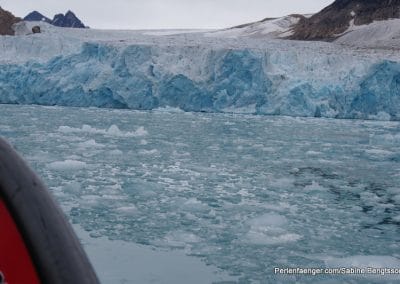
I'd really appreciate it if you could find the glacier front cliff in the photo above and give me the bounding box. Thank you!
[0,28,399,120]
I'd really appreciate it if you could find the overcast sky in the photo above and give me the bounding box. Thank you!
[1,0,333,29]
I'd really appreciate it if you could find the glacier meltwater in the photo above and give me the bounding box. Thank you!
[1,104,400,283]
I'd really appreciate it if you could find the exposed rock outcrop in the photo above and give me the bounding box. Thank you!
[291,0,400,41]
[32,26,41,33]
[0,6,21,35]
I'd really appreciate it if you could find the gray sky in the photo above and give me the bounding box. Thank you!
[1,0,333,29]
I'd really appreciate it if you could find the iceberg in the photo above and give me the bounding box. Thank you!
[0,27,399,120]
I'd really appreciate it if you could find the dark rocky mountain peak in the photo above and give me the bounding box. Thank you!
[290,0,400,40]
[52,10,85,28]
[0,6,21,35]
[24,11,51,23]
[24,10,86,28]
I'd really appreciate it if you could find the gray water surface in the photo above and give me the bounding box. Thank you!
[1,104,400,283]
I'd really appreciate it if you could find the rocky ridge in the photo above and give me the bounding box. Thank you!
[290,0,400,40]
[0,6,21,35]
[24,10,86,28]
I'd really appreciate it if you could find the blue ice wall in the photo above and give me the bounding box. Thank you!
[350,61,400,120]
[0,42,399,120]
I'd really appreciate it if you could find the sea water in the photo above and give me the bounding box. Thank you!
[1,104,400,283]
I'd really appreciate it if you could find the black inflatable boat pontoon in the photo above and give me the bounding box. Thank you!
[0,138,99,284]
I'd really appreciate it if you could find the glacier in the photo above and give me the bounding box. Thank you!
[0,25,400,120]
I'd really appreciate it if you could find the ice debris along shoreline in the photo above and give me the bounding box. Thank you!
[1,26,400,120]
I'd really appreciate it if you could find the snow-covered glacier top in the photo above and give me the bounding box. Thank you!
[0,22,400,120]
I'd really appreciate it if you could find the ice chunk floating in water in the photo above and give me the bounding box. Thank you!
[2,104,400,283]
[245,213,302,245]
[48,159,87,171]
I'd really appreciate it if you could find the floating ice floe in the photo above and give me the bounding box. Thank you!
[58,124,148,137]
[48,159,87,171]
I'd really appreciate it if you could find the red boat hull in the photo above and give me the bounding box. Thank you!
[0,199,40,284]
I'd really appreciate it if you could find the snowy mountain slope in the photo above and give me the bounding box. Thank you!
[1,24,400,120]
[206,15,302,38]
[336,19,400,49]
[200,11,400,49]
